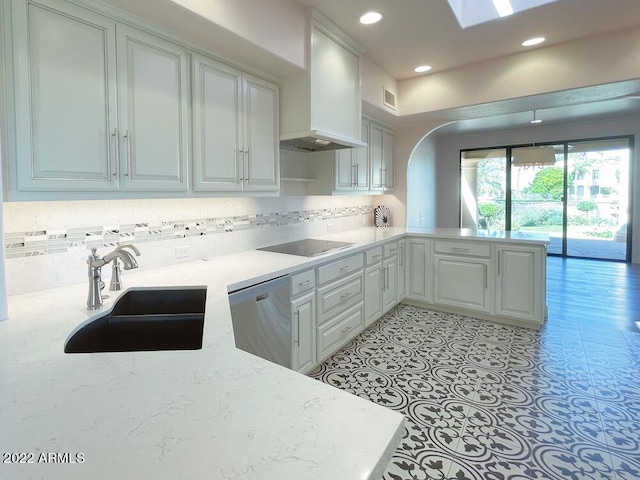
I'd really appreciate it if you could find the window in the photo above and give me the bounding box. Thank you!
[577,186,584,198]
[592,170,600,180]
[590,185,599,197]
[576,171,585,180]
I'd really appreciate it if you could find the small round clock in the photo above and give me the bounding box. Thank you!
[374,205,391,227]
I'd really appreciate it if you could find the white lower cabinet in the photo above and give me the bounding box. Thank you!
[382,256,398,312]
[291,291,316,374]
[364,263,383,327]
[397,240,406,301]
[433,254,490,313]
[406,238,432,303]
[495,244,545,323]
[317,303,363,363]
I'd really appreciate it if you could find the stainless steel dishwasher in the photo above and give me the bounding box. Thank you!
[228,275,291,368]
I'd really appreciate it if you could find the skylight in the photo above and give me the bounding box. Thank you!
[447,0,560,28]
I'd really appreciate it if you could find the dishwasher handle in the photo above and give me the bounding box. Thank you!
[256,293,269,303]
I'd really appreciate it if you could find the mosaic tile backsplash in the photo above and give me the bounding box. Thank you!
[4,205,374,259]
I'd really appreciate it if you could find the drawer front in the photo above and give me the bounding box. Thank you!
[317,303,363,361]
[291,269,316,296]
[383,241,398,259]
[317,253,363,285]
[365,246,383,265]
[434,240,490,257]
[317,272,363,325]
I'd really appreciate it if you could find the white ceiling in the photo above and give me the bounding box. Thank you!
[290,0,640,132]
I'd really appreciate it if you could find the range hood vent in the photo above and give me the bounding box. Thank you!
[280,130,366,153]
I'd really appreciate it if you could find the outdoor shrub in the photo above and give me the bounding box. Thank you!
[584,229,613,239]
[577,201,598,212]
[567,214,593,226]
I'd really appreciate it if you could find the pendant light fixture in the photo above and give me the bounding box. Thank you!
[512,111,557,167]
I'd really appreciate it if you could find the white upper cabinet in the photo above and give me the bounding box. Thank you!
[192,55,243,191]
[192,55,279,193]
[10,1,189,194]
[116,26,189,191]
[370,121,395,191]
[11,0,118,192]
[243,75,279,191]
[333,119,369,192]
[7,0,280,198]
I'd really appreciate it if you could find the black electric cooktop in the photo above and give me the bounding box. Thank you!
[257,239,354,257]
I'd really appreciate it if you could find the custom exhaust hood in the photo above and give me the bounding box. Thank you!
[280,10,367,153]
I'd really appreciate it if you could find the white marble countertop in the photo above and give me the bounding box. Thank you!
[0,227,548,480]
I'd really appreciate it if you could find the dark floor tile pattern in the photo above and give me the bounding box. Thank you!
[309,304,640,479]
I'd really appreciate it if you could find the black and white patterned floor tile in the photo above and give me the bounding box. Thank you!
[308,304,640,480]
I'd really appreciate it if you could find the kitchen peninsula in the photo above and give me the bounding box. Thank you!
[0,227,548,479]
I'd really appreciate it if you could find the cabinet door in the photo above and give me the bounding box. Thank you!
[243,75,279,191]
[406,238,431,303]
[495,245,544,323]
[192,54,243,191]
[334,148,355,191]
[369,122,384,190]
[382,128,395,189]
[354,119,370,190]
[117,25,189,191]
[292,292,316,373]
[11,0,118,191]
[383,256,398,312]
[433,255,490,313]
[397,240,406,301]
[364,263,382,327]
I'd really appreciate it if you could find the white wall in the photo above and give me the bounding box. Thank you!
[399,26,640,116]
[361,57,398,115]
[434,114,640,262]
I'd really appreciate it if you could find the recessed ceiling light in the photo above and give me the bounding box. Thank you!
[359,11,382,25]
[414,65,432,73]
[522,37,546,47]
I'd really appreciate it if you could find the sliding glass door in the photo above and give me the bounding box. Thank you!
[460,136,632,261]
[511,145,564,255]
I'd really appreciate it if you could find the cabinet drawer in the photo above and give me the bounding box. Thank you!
[434,240,490,257]
[317,253,363,285]
[317,303,363,361]
[365,247,383,265]
[383,242,398,258]
[291,269,315,296]
[317,272,363,325]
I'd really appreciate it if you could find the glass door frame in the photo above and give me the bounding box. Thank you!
[459,134,634,262]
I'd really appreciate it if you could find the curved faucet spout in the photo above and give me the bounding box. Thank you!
[101,250,137,270]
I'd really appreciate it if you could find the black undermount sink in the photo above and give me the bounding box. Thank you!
[64,287,207,353]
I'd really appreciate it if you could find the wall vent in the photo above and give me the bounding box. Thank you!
[383,87,396,110]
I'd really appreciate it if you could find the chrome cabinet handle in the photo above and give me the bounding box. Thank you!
[451,247,470,253]
[340,292,353,300]
[123,130,132,177]
[256,293,268,303]
[498,254,501,275]
[400,246,404,267]
[355,163,359,187]
[299,280,311,286]
[372,254,381,259]
[381,168,387,188]
[351,164,357,187]
[244,148,250,183]
[385,267,389,289]
[237,149,244,183]
[111,128,119,178]
[340,265,350,271]
[294,310,300,346]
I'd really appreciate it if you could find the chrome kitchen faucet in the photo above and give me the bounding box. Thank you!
[87,245,141,310]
